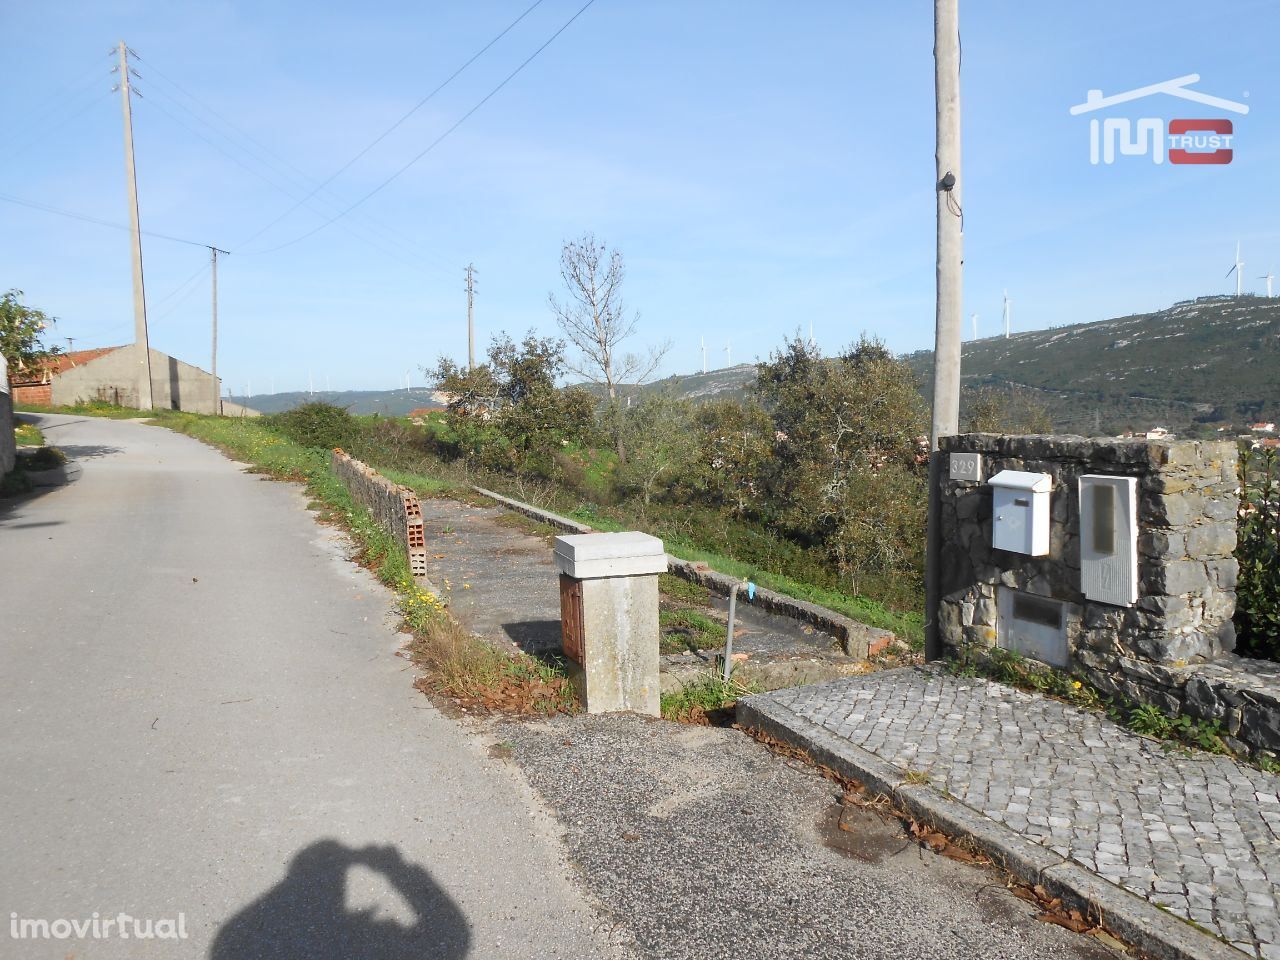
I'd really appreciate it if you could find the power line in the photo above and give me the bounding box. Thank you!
[4,87,113,164]
[216,0,547,250]
[152,262,211,309]
[130,51,464,271]
[11,62,112,137]
[0,192,217,248]
[254,0,598,255]
[135,76,454,276]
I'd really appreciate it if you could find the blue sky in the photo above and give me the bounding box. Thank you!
[3,1,1278,394]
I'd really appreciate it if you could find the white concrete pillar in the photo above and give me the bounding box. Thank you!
[553,532,666,716]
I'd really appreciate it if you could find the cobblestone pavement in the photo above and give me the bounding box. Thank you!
[757,668,1280,958]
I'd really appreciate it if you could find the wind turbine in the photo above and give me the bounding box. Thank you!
[1002,290,1012,339]
[1260,269,1275,299]
[701,336,707,374]
[1226,241,1244,297]
[970,312,979,340]
[725,341,732,368]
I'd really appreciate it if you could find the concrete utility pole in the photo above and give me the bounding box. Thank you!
[925,0,964,663]
[210,246,228,414]
[930,0,963,448]
[117,40,153,411]
[465,263,477,370]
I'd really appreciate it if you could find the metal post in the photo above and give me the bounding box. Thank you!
[723,582,740,682]
[118,40,153,411]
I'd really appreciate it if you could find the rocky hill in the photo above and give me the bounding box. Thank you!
[906,295,1280,434]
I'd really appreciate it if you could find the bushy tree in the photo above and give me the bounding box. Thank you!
[430,331,595,475]
[1,289,60,371]
[756,333,928,582]
[613,394,699,506]
[691,398,775,516]
[964,384,1054,434]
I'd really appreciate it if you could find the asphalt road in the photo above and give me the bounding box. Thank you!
[0,414,614,960]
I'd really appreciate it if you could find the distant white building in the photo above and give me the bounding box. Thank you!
[1249,422,1276,434]
[1145,427,1172,440]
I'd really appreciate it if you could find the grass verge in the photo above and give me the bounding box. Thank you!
[155,411,577,717]
[14,420,43,446]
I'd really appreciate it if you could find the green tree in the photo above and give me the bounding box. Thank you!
[963,384,1054,434]
[0,289,60,371]
[691,398,775,517]
[756,333,929,586]
[430,331,595,476]
[613,394,700,506]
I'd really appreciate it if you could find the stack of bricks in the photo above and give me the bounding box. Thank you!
[331,450,428,580]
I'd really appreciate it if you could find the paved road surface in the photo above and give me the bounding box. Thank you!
[0,414,613,959]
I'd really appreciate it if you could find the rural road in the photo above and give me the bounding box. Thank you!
[0,414,615,959]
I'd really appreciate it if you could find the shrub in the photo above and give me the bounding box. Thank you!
[1236,446,1280,659]
[266,402,357,450]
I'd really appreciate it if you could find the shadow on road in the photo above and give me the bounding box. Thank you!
[209,840,470,960]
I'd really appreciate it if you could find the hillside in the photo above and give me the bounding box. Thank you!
[906,295,1280,434]
[226,389,446,416]
[234,297,1280,434]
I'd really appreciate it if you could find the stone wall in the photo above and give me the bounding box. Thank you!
[331,450,428,580]
[936,435,1280,757]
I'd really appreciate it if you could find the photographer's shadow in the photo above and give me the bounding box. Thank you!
[210,840,470,959]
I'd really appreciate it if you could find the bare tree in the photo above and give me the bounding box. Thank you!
[548,233,668,400]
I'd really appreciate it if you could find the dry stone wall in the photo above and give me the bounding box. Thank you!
[936,435,1280,757]
[331,450,427,580]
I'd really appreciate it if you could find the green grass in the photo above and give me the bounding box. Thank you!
[659,572,711,606]
[13,421,43,446]
[15,401,157,419]
[659,608,724,653]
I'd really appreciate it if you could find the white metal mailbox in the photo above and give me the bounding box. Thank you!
[990,470,1052,556]
[1079,475,1139,606]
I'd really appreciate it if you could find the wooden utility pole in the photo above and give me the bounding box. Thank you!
[210,246,228,414]
[465,263,477,370]
[925,0,963,662]
[117,40,153,411]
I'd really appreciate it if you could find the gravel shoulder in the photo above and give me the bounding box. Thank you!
[496,712,1122,960]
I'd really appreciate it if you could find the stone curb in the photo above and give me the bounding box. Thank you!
[469,486,594,534]
[664,557,894,660]
[466,485,894,660]
[736,692,1246,960]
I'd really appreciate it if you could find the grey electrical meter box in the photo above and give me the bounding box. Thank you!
[1079,474,1139,606]
[989,470,1052,556]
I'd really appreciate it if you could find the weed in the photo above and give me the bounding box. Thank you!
[17,446,65,470]
[660,672,759,724]
[903,768,931,785]
[1128,703,1173,739]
